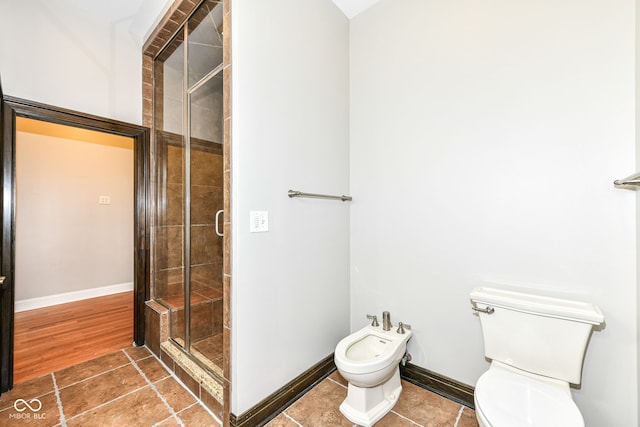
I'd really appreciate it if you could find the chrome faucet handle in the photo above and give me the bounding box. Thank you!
[366,314,379,327]
[397,323,411,334]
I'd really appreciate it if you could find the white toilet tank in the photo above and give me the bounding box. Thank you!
[470,286,604,385]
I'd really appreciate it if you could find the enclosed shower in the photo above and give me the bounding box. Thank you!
[153,0,225,377]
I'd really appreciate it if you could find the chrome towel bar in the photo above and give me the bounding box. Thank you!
[288,189,352,202]
[614,172,640,187]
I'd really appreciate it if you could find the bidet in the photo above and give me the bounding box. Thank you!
[382,311,391,331]
[334,319,412,426]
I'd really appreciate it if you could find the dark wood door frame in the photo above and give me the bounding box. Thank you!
[0,95,150,392]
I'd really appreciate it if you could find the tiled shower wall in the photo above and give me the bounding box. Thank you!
[142,0,232,424]
[154,142,223,295]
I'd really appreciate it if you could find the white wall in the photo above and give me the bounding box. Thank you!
[0,0,142,124]
[231,0,350,414]
[15,131,134,301]
[350,0,637,425]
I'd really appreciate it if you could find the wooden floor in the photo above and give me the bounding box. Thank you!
[13,291,133,384]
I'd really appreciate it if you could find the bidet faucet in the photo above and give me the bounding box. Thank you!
[382,311,392,331]
[397,322,411,334]
[366,314,379,327]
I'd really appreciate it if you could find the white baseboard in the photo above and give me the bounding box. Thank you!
[15,282,134,312]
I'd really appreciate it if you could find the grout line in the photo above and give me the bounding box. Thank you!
[327,376,347,389]
[453,405,465,427]
[65,384,150,422]
[150,403,201,427]
[56,360,132,391]
[282,412,304,426]
[152,415,178,427]
[390,409,424,427]
[51,372,67,427]
[123,349,186,427]
[151,347,224,425]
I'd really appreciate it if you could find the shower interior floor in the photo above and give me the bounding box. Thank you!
[192,333,224,372]
[157,286,224,376]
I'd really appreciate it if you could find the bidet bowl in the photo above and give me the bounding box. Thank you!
[334,324,412,388]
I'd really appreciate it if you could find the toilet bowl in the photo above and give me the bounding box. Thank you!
[334,323,412,427]
[470,286,604,427]
[474,362,584,427]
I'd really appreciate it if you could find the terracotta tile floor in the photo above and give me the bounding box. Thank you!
[0,346,220,426]
[2,346,478,427]
[266,371,479,427]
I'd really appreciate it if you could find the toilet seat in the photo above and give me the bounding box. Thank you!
[335,326,406,375]
[475,366,584,427]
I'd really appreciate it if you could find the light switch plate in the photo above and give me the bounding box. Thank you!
[250,211,268,232]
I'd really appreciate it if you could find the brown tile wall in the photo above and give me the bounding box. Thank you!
[143,0,232,426]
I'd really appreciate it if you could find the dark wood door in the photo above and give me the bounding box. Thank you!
[0,78,16,392]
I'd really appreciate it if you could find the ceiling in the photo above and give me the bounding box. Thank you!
[331,0,382,18]
[57,0,383,43]
[57,0,172,43]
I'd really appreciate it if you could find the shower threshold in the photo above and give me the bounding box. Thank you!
[161,340,224,403]
[172,334,224,378]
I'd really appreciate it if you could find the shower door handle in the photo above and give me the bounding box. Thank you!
[215,210,224,237]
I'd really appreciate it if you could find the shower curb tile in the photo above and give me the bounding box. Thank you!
[200,386,224,420]
[175,364,201,398]
[160,341,224,400]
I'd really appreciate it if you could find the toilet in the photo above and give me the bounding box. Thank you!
[334,321,412,426]
[470,286,604,427]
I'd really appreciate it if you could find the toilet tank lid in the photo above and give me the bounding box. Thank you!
[470,286,604,325]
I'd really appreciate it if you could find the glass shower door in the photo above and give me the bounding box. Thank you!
[185,0,224,375]
[154,0,224,376]
[186,79,224,374]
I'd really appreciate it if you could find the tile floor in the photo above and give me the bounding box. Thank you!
[2,346,479,427]
[1,346,220,427]
[267,371,479,427]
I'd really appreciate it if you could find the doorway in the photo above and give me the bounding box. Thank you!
[0,95,150,393]
[13,117,135,383]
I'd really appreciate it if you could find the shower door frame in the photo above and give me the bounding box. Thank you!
[143,0,231,422]
[0,95,150,393]
[153,1,225,367]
